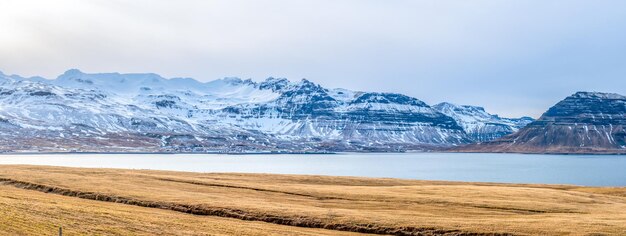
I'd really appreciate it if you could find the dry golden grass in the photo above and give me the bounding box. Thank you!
[1,165,625,235]
[0,185,363,236]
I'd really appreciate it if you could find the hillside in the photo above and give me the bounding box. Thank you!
[456,92,626,154]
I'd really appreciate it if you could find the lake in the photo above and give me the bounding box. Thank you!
[0,152,624,186]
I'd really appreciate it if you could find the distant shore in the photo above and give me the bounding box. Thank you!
[0,151,338,155]
[2,149,625,155]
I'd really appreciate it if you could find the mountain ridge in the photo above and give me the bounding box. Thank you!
[433,102,534,142]
[0,69,532,153]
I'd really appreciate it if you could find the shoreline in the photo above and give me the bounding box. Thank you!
[0,151,338,155]
[0,163,616,188]
[1,150,625,155]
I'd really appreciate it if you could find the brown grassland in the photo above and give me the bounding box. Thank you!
[0,165,625,235]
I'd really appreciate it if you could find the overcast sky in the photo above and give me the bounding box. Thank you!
[1,0,626,117]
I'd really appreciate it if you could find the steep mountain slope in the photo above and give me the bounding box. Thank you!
[457,92,626,154]
[221,82,470,150]
[0,69,523,152]
[433,103,534,142]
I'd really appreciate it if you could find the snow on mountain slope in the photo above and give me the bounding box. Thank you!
[433,102,534,142]
[0,69,524,152]
[457,92,626,154]
[218,80,469,148]
[0,71,269,152]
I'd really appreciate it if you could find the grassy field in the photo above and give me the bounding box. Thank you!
[0,165,625,235]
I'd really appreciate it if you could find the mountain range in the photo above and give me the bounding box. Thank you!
[0,69,531,153]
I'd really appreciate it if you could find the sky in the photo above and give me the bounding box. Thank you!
[1,0,626,118]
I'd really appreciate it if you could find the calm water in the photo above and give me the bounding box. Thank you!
[0,153,624,186]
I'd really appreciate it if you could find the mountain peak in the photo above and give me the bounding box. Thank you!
[62,69,85,76]
[543,91,626,119]
[293,78,320,89]
[259,77,290,91]
[351,92,428,107]
[262,77,285,82]
[434,102,486,112]
[571,91,626,100]
[434,102,461,110]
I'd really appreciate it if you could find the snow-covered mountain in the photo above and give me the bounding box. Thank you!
[433,103,534,142]
[0,69,529,152]
[457,92,626,154]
